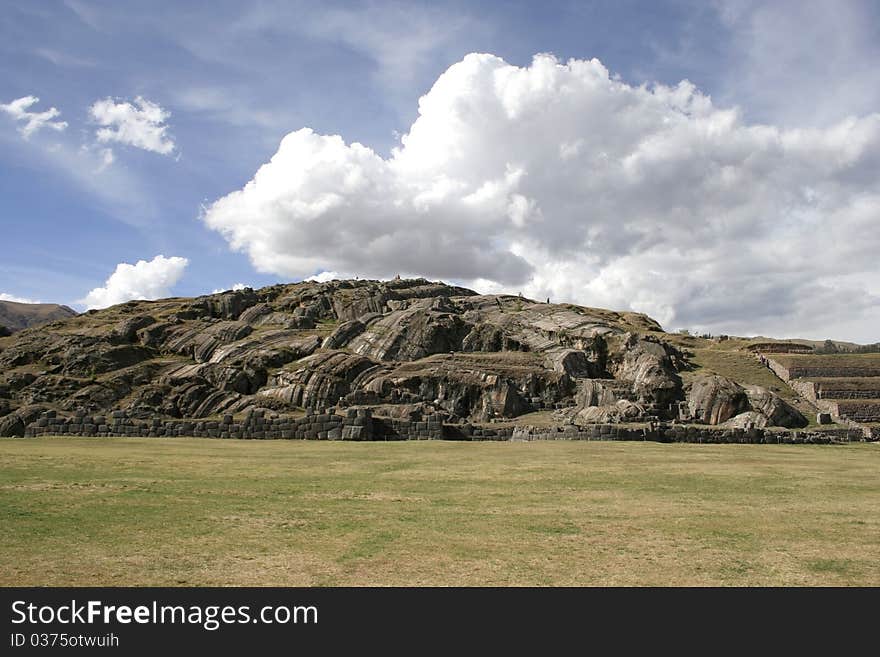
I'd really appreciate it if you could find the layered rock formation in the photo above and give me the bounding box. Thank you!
[0,278,812,438]
[683,374,807,428]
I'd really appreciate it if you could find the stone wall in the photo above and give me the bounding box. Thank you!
[25,408,356,440]
[788,378,818,403]
[815,384,880,399]
[819,389,880,399]
[763,357,880,381]
[764,357,793,382]
[503,423,868,444]
[372,413,444,440]
[786,378,880,402]
[816,400,880,424]
[833,401,880,423]
[19,409,874,443]
[789,365,880,378]
[748,343,812,354]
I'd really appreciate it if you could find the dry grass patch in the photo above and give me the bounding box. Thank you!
[1,437,878,586]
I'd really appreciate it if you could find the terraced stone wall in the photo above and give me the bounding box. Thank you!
[20,410,874,443]
[24,408,354,440]
[833,401,880,423]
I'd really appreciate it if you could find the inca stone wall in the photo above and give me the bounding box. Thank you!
[762,357,880,428]
[19,409,872,443]
[832,401,880,423]
[764,357,793,382]
[25,408,353,440]
[761,357,880,382]
[372,413,445,440]
[788,379,818,403]
[504,423,866,443]
[819,389,880,400]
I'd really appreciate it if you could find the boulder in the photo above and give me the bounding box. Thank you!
[0,405,47,437]
[0,413,25,437]
[544,348,597,378]
[686,375,750,425]
[574,400,646,425]
[113,315,156,342]
[743,385,808,428]
[721,411,769,429]
[609,335,683,406]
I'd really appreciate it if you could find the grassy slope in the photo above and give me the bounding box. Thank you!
[0,300,76,332]
[665,336,831,427]
[682,347,798,401]
[811,378,880,391]
[2,437,878,586]
[771,353,880,368]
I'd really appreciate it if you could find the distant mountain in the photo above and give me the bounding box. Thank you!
[0,300,77,333]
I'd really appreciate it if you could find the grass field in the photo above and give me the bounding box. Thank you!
[813,378,880,392]
[2,437,879,586]
[769,353,880,379]
[769,353,880,368]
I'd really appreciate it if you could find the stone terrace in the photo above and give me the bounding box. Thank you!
[22,408,872,443]
[762,353,880,425]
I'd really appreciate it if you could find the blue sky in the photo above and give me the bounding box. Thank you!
[1,1,879,341]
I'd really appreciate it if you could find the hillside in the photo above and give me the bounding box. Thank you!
[0,278,871,441]
[0,300,76,333]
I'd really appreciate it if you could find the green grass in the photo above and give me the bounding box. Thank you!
[1,437,879,586]
[813,378,880,392]
[679,346,837,428]
[681,346,797,400]
[771,353,880,370]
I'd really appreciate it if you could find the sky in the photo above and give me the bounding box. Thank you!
[1,0,878,342]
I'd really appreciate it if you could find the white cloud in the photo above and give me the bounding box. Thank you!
[98,147,114,170]
[0,292,41,304]
[0,96,67,138]
[0,127,159,227]
[32,47,97,69]
[717,0,880,126]
[203,53,880,342]
[173,86,285,131]
[295,3,471,91]
[306,271,342,283]
[211,283,247,294]
[89,96,175,155]
[81,255,188,310]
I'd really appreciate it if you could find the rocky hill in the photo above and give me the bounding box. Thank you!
[0,278,828,439]
[0,300,76,334]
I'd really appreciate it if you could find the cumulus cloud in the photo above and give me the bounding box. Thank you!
[717,0,880,126]
[0,292,41,304]
[203,53,880,341]
[0,96,67,138]
[81,255,188,310]
[211,283,248,294]
[306,271,342,283]
[89,96,175,155]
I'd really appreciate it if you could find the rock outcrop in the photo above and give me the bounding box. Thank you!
[0,277,813,436]
[686,374,807,428]
[743,384,808,428]
[686,375,750,425]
